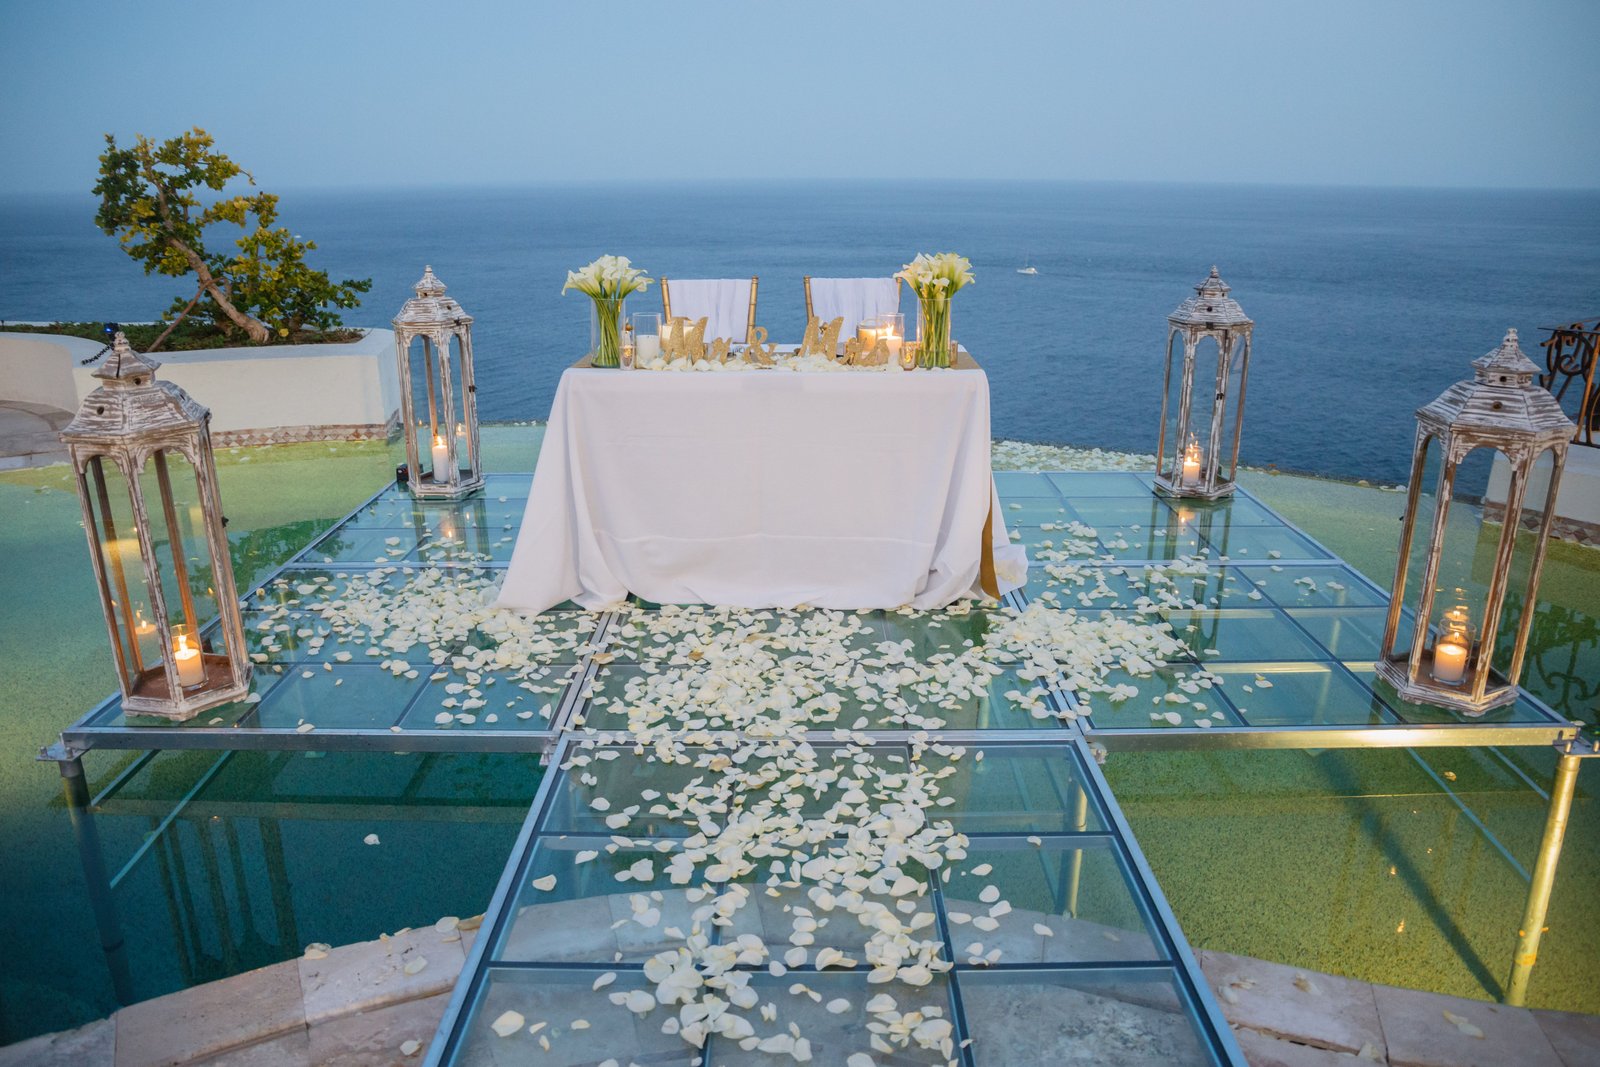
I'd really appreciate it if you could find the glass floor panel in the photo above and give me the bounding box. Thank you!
[429,736,1238,1066]
[1286,605,1400,661]
[1165,608,1335,663]
[1063,496,1182,528]
[1233,563,1388,609]
[1043,470,1151,497]
[960,968,1221,1066]
[1201,523,1331,561]
[1089,523,1212,561]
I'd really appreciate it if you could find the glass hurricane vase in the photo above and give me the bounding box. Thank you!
[589,296,627,368]
[917,294,953,369]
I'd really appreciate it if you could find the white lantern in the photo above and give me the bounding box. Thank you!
[393,266,483,499]
[1375,330,1574,713]
[61,334,251,719]
[1154,268,1254,500]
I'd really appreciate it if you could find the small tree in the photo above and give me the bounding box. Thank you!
[93,128,371,347]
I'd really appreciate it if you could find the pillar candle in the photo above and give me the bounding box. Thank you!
[431,435,450,477]
[1432,640,1468,685]
[174,632,205,686]
[1182,450,1202,487]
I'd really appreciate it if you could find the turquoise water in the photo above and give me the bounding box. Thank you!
[0,430,1595,1046]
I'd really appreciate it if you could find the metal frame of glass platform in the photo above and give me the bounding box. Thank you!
[39,470,1592,1053]
[44,472,1578,760]
[425,730,1244,1066]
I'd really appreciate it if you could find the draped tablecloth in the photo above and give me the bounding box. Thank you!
[495,366,1026,614]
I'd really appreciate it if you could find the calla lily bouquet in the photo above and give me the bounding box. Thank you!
[895,251,975,298]
[896,252,973,368]
[564,255,653,367]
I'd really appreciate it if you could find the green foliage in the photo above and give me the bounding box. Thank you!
[92,128,371,342]
[0,320,362,351]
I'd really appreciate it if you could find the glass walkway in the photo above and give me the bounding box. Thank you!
[44,471,1581,1066]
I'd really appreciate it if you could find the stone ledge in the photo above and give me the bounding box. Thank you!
[1372,982,1563,1067]
[113,958,306,1067]
[1481,501,1600,547]
[0,1018,114,1067]
[212,417,399,449]
[8,928,1599,1066]
[1198,949,1384,1054]
[299,924,466,1025]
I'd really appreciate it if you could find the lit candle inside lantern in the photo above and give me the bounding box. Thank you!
[857,323,880,352]
[431,434,450,477]
[173,629,205,687]
[1432,639,1468,684]
[1181,436,1204,488]
[134,608,156,636]
[1432,596,1471,685]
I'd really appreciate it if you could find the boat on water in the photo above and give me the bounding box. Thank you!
[1017,256,1038,275]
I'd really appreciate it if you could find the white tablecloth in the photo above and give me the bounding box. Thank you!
[496,366,1025,614]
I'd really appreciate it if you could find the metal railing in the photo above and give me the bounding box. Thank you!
[1539,320,1600,446]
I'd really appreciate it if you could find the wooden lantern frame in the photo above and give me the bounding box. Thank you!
[1154,267,1254,500]
[61,333,250,720]
[1375,329,1574,713]
[393,266,483,499]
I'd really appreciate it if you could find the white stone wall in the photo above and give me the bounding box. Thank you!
[1485,445,1600,540]
[0,328,400,436]
[0,332,85,409]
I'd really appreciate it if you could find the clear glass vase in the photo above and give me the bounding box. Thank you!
[917,295,952,368]
[589,296,627,368]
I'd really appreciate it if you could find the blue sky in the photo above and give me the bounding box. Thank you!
[1,0,1596,193]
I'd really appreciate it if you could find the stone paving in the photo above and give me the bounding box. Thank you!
[0,398,72,470]
[5,926,1594,1067]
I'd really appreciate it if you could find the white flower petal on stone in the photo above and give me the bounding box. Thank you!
[490,1010,524,1037]
[531,874,557,892]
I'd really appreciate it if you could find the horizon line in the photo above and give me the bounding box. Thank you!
[4,175,1600,199]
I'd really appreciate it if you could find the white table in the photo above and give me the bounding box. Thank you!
[496,364,1025,614]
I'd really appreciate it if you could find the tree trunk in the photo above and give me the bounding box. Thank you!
[148,179,270,344]
[180,246,269,344]
[147,283,206,353]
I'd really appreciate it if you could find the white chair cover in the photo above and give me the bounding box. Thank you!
[808,277,900,338]
[664,279,754,343]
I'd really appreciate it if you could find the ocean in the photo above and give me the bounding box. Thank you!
[3,181,1597,485]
